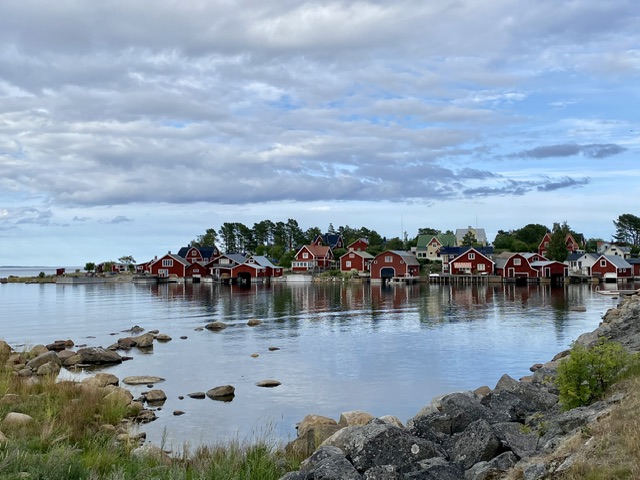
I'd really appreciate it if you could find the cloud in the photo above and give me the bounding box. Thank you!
[511,144,627,159]
[106,216,133,224]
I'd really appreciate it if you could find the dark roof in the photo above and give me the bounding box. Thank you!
[323,234,343,248]
[177,246,219,259]
[440,246,494,256]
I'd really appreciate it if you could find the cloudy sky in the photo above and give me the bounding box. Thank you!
[1,1,638,266]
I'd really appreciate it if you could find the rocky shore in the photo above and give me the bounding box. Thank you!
[279,293,640,480]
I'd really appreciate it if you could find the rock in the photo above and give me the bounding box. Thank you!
[495,373,519,391]
[103,387,134,406]
[449,419,501,469]
[311,454,361,479]
[473,386,491,397]
[82,373,119,388]
[205,322,227,331]
[36,361,61,376]
[297,414,338,438]
[135,409,157,424]
[46,340,69,351]
[26,351,61,371]
[206,385,235,400]
[363,464,399,479]
[529,363,544,372]
[247,319,262,326]
[250,353,259,358]
[0,431,8,443]
[29,344,49,357]
[343,423,446,475]
[188,392,206,399]
[144,389,167,403]
[0,340,12,360]
[338,410,374,427]
[492,422,539,459]
[464,452,518,480]
[123,376,165,385]
[156,334,172,342]
[173,410,185,416]
[131,333,154,348]
[299,445,345,472]
[570,306,587,312]
[67,347,123,365]
[56,350,76,363]
[256,379,281,388]
[268,346,280,351]
[2,412,34,429]
[126,325,145,334]
[406,457,464,479]
[180,336,188,339]
[287,424,343,458]
[379,415,405,429]
[0,394,20,406]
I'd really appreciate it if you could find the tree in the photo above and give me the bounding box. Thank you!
[118,255,136,272]
[461,230,477,246]
[385,237,405,250]
[418,227,440,237]
[493,230,515,251]
[547,222,570,261]
[514,224,549,250]
[218,222,238,253]
[613,213,640,246]
[84,262,95,273]
[191,228,218,247]
[305,226,322,243]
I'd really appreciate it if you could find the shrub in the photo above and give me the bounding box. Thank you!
[555,339,634,410]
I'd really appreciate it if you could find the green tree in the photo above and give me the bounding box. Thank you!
[118,255,136,272]
[305,226,322,244]
[585,238,603,253]
[461,230,477,246]
[547,221,570,261]
[514,223,549,250]
[613,213,640,246]
[385,237,405,250]
[191,228,218,247]
[556,340,632,410]
[218,222,238,253]
[84,262,95,273]
[493,230,515,251]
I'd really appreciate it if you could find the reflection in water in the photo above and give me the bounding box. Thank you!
[0,280,622,449]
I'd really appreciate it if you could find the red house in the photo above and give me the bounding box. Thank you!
[370,250,420,281]
[448,247,494,275]
[206,253,247,279]
[340,250,374,274]
[185,262,209,280]
[230,263,268,283]
[245,256,284,278]
[292,245,334,272]
[538,233,582,257]
[177,246,220,264]
[591,255,633,281]
[149,252,189,278]
[530,260,568,278]
[495,253,540,279]
[347,238,369,252]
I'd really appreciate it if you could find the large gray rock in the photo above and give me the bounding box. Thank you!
[123,376,165,385]
[492,422,539,459]
[26,351,61,371]
[343,423,446,474]
[448,419,501,469]
[313,455,361,479]
[464,452,518,480]
[405,457,465,479]
[67,347,123,365]
[206,385,235,400]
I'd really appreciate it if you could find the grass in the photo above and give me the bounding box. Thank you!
[555,376,640,479]
[0,365,302,479]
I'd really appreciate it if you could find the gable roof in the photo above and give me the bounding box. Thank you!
[248,256,280,269]
[386,250,421,266]
[323,233,343,248]
[151,252,190,267]
[298,244,332,258]
[340,250,374,260]
[598,255,632,269]
[455,227,487,245]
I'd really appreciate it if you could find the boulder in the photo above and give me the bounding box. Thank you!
[343,423,446,474]
[82,373,119,388]
[448,419,501,469]
[492,422,539,459]
[312,454,361,479]
[247,319,262,326]
[36,361,61,376]
[338,410,374,427]
[123,376,165,385]
[188,392,206,399]
[464,452,518,480]
[2,412,34,429]
[144,389,167,404]
[379,415,404,429]
[29,345,49,357]
[205,322,227,331]
[67,347,123,365]
[155,334,172,342]
[26,351,61,371]
[405,457,464,479]
[131,333,155,348]
[206,385,235,400]
[0,340,12,360]
[297,414,338,438]
[0,394,20,406]
[256,379,281,388]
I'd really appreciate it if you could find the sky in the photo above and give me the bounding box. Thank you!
[1,1,639,266]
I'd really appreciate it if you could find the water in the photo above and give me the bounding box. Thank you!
[0,274,620,451]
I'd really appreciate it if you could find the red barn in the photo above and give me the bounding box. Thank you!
[149,252,189,278]
[347,238,369,252]
[370,250,420,281]
[591,255,633,282]
[538,233,582,257]
[495,253,541,279]
[340,250,374,274]
[245,256,284,278]
[530,260,568,278]
[185,262,209,280]
[448,247,494,275]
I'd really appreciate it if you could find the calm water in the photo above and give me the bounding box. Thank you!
[0,274,620,450]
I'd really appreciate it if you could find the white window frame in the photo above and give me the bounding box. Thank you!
[162,259,173,267]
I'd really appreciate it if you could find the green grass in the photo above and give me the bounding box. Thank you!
[0,366,301,479]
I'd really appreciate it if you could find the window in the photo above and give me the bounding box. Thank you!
[345,261,352,268]
[600,260,606,267]
[162,259,173,267]
[349,253,354,258]
[478,264,485,271]
[302,252,309,259]
[468,253,475,260]
[513,258,521,266]
[385,256,393,262]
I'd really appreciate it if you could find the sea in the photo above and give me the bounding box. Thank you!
[0,267,625,451]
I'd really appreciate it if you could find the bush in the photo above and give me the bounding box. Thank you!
[555,339,634,410]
